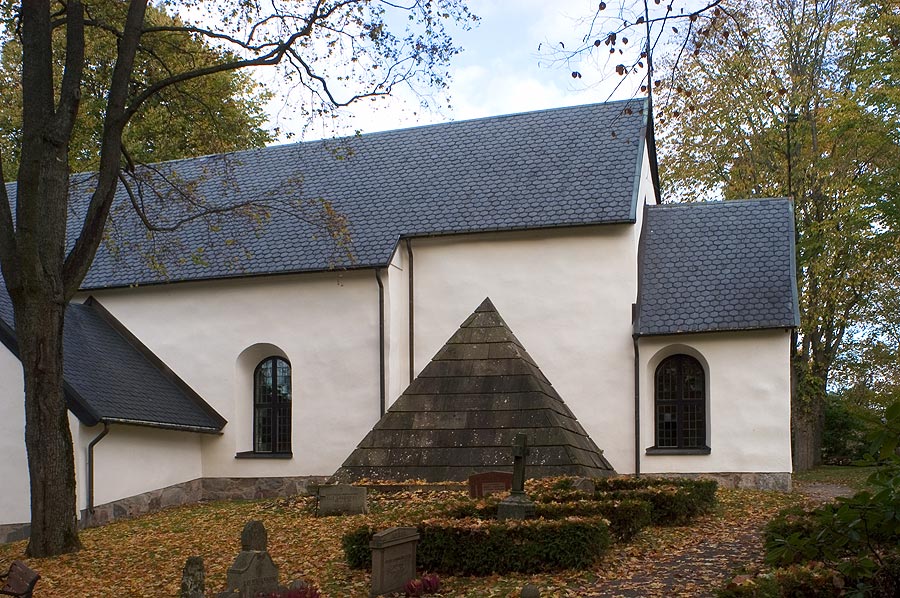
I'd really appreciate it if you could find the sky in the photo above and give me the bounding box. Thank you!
[262,0,654,141]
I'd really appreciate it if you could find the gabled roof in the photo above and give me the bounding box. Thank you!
[335,298,615,482]
[4,100,650,290]
[636,198,800,336]
[0,286,225,433]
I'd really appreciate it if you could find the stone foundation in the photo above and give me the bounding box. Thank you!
[2,471,789,543]
[643,472,792,492]
[79,476,327,531]
[0,522,30,544]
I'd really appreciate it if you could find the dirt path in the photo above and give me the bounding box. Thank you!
[579,517,767,597]
[575,482,855,598]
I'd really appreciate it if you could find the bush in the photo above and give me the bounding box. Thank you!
[342,525,375,570]
[597,479,717,526]
[759,401,900,595]
[440,494,651,542]
[257,586,322,598]
[823,395,870,464]
[343,517,612,575]
[416,516,612,575]
[533,499,651,541]
[763,507,821,565]
[717,563,845,598]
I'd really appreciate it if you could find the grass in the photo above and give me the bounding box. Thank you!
[793,465,878,491]
[0,486,808,598]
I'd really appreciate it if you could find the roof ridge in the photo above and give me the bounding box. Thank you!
[75,99,647,173]
[652,197,792,209]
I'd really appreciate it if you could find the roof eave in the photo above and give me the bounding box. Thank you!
[0,313,103,426]
[101,417,223,434]
[84,296,227,430]
[637,324,797,337]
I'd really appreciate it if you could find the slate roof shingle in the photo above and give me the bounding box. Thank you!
[3,99,649,289]
[636,198,800,336]
[0,285,225,432]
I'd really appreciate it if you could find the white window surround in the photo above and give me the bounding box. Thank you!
[645,344,711,456]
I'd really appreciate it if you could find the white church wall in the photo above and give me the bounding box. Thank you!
[631,141,655,248]
[85,270,382,478]
[77,423,203,507]
[384,245,411,407]
[0,345,28,527]
[638,329,793,474]
[410,224,640,473]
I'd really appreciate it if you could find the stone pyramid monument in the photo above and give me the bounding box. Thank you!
[335,298,615,482]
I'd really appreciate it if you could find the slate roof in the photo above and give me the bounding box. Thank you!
[335,298,616,482]
[636,198,800,336]
[3,99,650,289]
[0,285,225,432]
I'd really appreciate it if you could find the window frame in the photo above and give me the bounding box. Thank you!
[647,353,710,455]
[251,355,292,455]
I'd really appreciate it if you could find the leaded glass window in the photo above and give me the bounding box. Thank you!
[254,357,292,453]
[654,355,706,449]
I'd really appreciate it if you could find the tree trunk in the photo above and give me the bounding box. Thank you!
[792,399,823,471]
[791,360,826,472]
[13,284,81,556]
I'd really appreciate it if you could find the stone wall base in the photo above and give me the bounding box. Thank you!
[81,476,329,530]
[2,471,789,544]
[0,475,327,544]
[0,522,30,544]
[642,471,792,492]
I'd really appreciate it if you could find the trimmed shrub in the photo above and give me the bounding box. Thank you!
[441,495,651,542]
[593,499,652,541]
[591,478,717,526]
[416,516,612,575]
[342,525,375,570]
[343,517,612,575]
[532,499,651,541]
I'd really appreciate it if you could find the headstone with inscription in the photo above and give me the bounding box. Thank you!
[369,527,419,597]
[498,433,536,520]
[317,484,368,516]
[224,521,280,598]
[468,471,513,498]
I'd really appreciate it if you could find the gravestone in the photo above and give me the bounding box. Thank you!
[521,584,541,598]
[572,477,596,495]
[498,433,536,520]
[241,520,267,551]
[180,556,205,598]
[468,471,513,498]
[224,521,279,598]
[369,527,419,597]
[317,484,368,516]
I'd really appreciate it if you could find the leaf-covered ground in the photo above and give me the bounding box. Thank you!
[0,487,814,598]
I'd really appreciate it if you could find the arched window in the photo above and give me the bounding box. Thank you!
[254,356,292,454]
[654,354,707,449]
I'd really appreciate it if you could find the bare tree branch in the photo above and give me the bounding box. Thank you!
[51,0,84,144]
[63,0,148,296]
[0,155,16,284]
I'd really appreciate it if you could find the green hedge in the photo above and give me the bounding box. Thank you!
[343,517,612,575]
[442,496,651,542]
[342,525,375,570]
[595,478,717,526]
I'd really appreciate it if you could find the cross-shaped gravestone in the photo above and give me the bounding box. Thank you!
[498,432,536,520]
[511,432,530,494]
